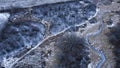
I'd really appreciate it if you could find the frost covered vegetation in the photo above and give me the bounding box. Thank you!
[0,1,96,57]
[106,23,120,68]
[54,33,90,68]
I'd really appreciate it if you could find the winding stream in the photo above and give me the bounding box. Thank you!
[85,22,106,68]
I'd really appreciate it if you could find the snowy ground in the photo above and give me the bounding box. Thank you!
[0,0,120,68]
